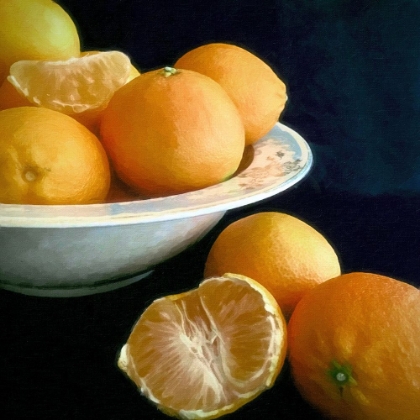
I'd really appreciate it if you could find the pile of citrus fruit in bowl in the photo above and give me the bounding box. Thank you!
[3,2,420,420]
[0,0,287,206]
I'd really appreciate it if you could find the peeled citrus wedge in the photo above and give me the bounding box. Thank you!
[118,273,287,419]
[7,50,133,114]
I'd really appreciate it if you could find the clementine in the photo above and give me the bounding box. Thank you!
[100,66,245,197]
[288,272,420,420]
[105,172,143,203]
[0,76,29,110]
[0,106,110,205]
[175,42,287,145]
[118,273,287,419]
[204,211,341,318]
[0,0,81,83]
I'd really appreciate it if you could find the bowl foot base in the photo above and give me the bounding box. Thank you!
[0,270,154,298]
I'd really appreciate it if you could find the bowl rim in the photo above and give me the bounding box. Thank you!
[0,123,313,228]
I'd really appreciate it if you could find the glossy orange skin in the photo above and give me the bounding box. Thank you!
[204,212,341,318]
[0,107,110,205]
[288,272,420,420]
[100,67,245,197]
[175,43,287,145]
[119,274,287,419]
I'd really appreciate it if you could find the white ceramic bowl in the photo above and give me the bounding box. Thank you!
[0,123,312,297]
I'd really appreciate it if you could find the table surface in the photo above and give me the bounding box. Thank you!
[2,176,419,419]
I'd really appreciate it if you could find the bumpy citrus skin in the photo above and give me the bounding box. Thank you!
[204,212,341,318]
[0,0,80,82]
[288,272,420,420]
[0,107,110,205]
[100,67,245,197]
[175,43,287,145]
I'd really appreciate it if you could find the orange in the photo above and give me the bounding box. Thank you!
[288,272,420,420]
[0,0,80,83]
[1,50,137,132]
[0,106,110,205]
[126,58,141,81]
[100,66,245,197]
[204,212,341,318]
[105,172,143,203]
[0,76,29,109]
[175,42,287,145]
[118,273,287,419]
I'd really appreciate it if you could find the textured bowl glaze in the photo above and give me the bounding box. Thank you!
[0,123,312,297]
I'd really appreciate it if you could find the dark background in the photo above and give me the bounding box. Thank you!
[2,1,420,418]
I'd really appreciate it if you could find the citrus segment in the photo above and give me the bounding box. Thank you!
[7,50,132,114]
[204,212,341,318]
[288,272,420,420]
[175,43,287,145]
[100,67,245,197]
[0,106,110,205]
[118,273,287,419]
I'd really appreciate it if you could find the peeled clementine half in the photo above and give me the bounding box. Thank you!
[100,66,245,197]
[175,43,287,145]
[288,272,420,420]
[118,273,287,419]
